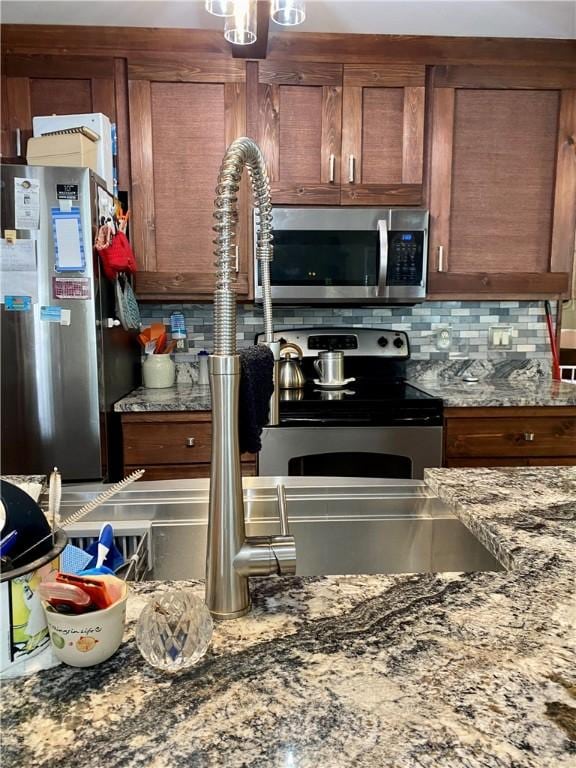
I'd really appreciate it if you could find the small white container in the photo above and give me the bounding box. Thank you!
[143,354,175,389]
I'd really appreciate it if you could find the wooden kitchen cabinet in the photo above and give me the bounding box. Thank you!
[444,406,576,467]
[121,412,256,480]
[128,56,250,300]
[428,66,576,299]
[253,62,425,207]
[1,54,130,184]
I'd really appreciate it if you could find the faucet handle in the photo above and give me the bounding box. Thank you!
[276,483,289,536]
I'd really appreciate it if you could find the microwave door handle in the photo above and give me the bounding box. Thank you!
[377,219,388,295]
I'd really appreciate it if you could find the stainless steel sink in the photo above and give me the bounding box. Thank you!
[62,477,503,580]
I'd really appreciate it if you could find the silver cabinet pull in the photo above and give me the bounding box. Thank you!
[523,432,535,442]
[437,245,444,272]
[234,245,239,273]
[328,153,336,183]
[15,128,22,157]
[186,437,196,447]
[348,154,355,183]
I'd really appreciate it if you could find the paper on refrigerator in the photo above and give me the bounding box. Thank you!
[0,239,38,303]
[14,177,40,230]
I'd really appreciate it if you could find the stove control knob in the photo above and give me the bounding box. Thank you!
[393,337,404,349]
[377,336,389,348]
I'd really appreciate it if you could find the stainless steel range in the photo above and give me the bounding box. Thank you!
[256,328,443,480]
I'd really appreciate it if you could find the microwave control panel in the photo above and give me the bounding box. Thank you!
[386,231,425,286]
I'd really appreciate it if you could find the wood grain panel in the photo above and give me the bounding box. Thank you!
[361,87,404,183]
[224,81,249,287]
[344,64,425,87]
[229,0,270,60]
[445,416,576,458]
[29,78,92,116]
[258,82,280,181]
[135,270,249,298]
[270,183,341,204]
[278,86,323,182]
[5,54,114,78]
[320,85,342,184]
[259,61,341,86]
[340,85,362,185]
[128,79,156,271]
[4,26,575,67]
[449,89,559,274]
[246,60,259,140]
[90,78,116,122]
[0,69,9,157]
[427,271,569,298]
[445,457,576,468]
[434,65,576,90]
[114,58,131,191]
[341,184,422,205]
[550,90,576,277]
[402,86,425,184]
[125,462,257,480]
[5,77,31,155]
[428,87,455,273]
[123,420,212,464]
[127,56,245,82]
[150,82,225,275]
[444,406,576,419]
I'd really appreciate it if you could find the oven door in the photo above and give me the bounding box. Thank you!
[254,207,428,304]
[258,426,443,480]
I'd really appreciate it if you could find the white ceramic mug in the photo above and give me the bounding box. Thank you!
[314,351,345,384]
[43,580,128,668]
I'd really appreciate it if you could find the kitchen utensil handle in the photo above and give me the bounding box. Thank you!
[348,155,355,184]
[313,359,323,378]
[329,154,336,183]
[437,245,445,272]
[276,484,290,536]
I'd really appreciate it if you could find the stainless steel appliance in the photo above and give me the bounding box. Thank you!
[0,165,139,481]
[254,207,429,304]
[256,328,443,480]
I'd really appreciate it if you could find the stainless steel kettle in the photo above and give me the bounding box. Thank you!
[279,343,305,389]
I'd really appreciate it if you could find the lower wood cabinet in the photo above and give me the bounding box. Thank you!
[121,412,256,480]
[444,407,576,467]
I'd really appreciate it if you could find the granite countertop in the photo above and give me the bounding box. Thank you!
[114,384,211,412]
[408,376,576,408]
[2,467,575,767]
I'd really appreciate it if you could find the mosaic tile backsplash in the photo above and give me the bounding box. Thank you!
[139,301,554,361]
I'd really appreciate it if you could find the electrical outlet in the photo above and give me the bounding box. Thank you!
[435,327,452,351]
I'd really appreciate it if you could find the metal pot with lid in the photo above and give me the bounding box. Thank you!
[279,342,305,390]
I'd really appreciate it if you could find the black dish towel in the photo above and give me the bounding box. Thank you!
[239,345,275,454]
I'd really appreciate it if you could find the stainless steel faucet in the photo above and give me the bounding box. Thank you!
[206,137,296,620]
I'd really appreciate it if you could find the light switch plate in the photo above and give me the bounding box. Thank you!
[489,325,513,349]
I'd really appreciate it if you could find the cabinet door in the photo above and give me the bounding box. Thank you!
[255,61,342,204]
[340,65,425,206]
[128,56,248,299]
[429,66,576,299]
[1,54,123,176]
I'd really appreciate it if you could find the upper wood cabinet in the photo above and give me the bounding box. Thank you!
[1,54,128,181]
[340,65,425,206]
[254,61,343,204]
[128,56,249,300]
[428,66,576,299]
[254,62,426,206]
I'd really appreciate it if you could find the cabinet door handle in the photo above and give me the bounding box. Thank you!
[328,154,336,183]
[437,245,444,273]
[15,128,21,157]
[348,155,355,184]
[186,437,196,447]
[523,432,535,442]
[234,245,239,273]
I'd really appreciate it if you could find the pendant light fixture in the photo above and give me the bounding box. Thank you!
[205,0,235,17]
[271,0,306,26]
[224,0,257,45]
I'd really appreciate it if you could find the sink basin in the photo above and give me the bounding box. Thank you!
[62,477,503,580]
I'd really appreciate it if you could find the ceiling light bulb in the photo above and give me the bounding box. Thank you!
[205,0,236,17]
[271,0,306,26]
[224,0,257,45]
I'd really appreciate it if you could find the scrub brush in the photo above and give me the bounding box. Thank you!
[48,467,62,537]
[60,469,145,528]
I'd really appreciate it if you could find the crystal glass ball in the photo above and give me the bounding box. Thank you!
[135,591,213,672]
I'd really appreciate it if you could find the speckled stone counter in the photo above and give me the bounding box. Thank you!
[114,384,211,412]
[409,376,576,407]
[2,475,46,501]
[2,467,575,767]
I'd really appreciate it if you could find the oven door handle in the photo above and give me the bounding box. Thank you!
[377,219,388,296]
[280,417,373,425]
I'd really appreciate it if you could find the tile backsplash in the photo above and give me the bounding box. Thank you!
[139,301,554,361]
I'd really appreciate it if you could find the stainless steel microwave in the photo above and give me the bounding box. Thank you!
[254,207,429,304]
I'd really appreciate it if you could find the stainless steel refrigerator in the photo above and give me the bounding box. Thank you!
[1,165,140,481]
